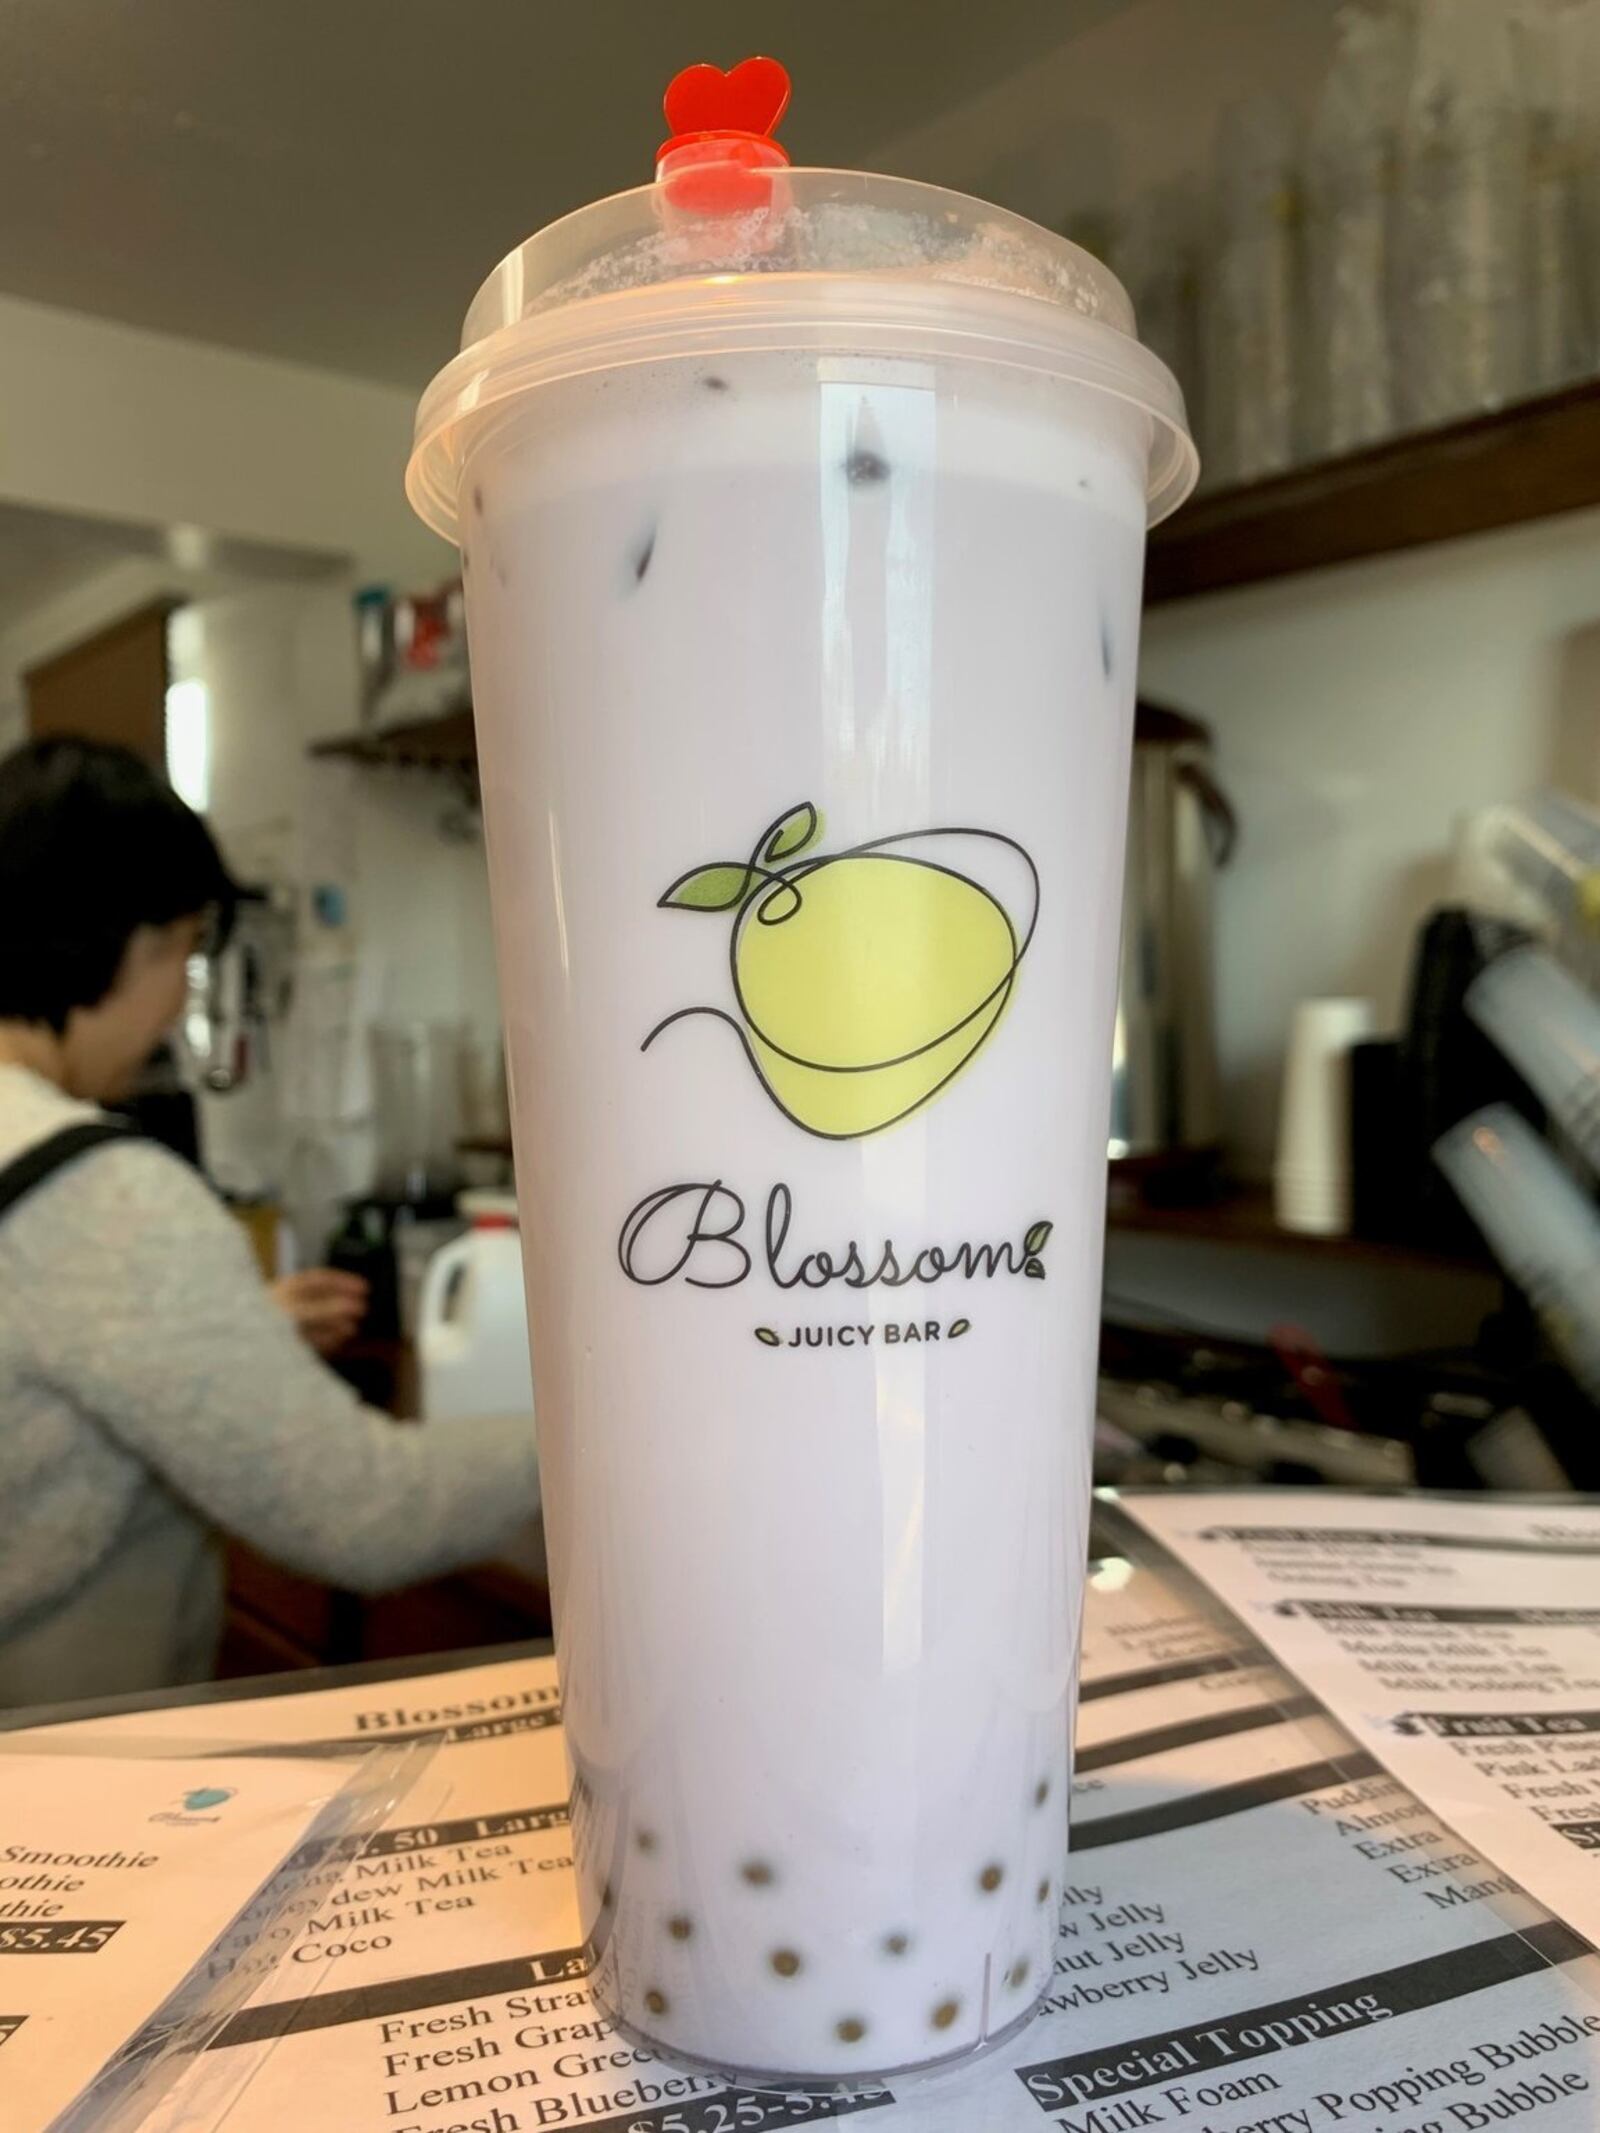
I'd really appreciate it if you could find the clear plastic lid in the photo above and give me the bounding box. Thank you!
[409,62,1196,542]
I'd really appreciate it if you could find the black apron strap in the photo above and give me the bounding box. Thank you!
[0,1121,134,1226]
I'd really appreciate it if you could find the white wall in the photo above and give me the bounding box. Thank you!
[346,769,497,1030]
[0,529,495,1246]
[176,585,499,1229]
[0,294,491,1230]
[0,555,194,742]
[1141,506,1600,1176]
[877,0,1600,1186]
[873,0,1334,229]
[0,294,443,584]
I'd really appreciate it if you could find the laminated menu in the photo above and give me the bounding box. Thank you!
[45,1550,1600,2133]
[0,1744,361,2133]
[1117,1490,1600,1961]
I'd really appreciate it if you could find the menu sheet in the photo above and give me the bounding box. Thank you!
[1116,1491,1600,1963]
[0,1745,354,2133]
[43,1554,1600,2133]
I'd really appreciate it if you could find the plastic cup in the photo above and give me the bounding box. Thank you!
[1435,1104,1600,1400]
[1273,998,1375,1237]
[1467,944,1600,1162]
[408,58,1194,2084]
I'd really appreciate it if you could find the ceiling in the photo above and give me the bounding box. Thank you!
[0,500,155,636]
[0,497,341,640]
[0,0,1134,390]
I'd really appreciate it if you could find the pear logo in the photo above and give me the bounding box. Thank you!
[642,803,1038,1140]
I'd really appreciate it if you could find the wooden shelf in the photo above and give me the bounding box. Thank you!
[310,393,1600,747]
[311,705,476,769]
[1106,1180,1492,1277]
[1146,378,1600,605]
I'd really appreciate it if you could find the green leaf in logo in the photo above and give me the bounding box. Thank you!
[949,1318,971,1339]
[659,864,760,912]
[762,803,822,864]
[1024,1221,1053,1257]
[1024,1258,1046,1280]
[754,1327,781,1347]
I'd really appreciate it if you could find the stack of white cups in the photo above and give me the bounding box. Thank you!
[1466,945,1600,1169]
[1434,1105,1600,1403]
[1274,998,1376,1235]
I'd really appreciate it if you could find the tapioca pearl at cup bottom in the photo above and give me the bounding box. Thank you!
[1036,1878,1052,1906]
[740,1858,777,1887]
[1007,1958,1030,1991]
[769,1948,803,1978]
[931,1998,962,2031]
[978,1862,1005,1892]
[835,2017,869,2045]
[644,1988,669,2017]
[1034,1777,1051,1807]
[882,1932,911,1957]
[666,1914,693,1941]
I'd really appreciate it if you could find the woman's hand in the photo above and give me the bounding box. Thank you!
[270,1269,370,1355]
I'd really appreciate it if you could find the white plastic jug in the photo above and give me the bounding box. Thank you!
[417,1191,535,1422]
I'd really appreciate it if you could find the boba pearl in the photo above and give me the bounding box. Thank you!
[644,1989,668,2017]
[1036,1878,1052,1906]
[978,1863,1005,1893]
[740,1859,776,1888]
[667,1915,693,1941]
[835,2018,868,2044]
[1007,1959,1030,1990]
[1034,1778,1050,1806]
[882,1932,910,1957]
[770,1949,802,1978]
[931,1999,961,2031]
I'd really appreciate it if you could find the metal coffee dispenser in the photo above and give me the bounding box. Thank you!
[1109,701,1237,1171]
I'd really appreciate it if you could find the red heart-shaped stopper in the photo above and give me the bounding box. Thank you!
[663,56,791,141]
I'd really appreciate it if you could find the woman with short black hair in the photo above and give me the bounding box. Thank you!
[0,738,538,1704]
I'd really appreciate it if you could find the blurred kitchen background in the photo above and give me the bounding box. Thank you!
[4,0,1600,1665]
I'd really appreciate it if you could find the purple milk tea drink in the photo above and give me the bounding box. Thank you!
[409,56,1195,2084]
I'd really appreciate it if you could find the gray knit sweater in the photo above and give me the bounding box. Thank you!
[0,1065,539,1702]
